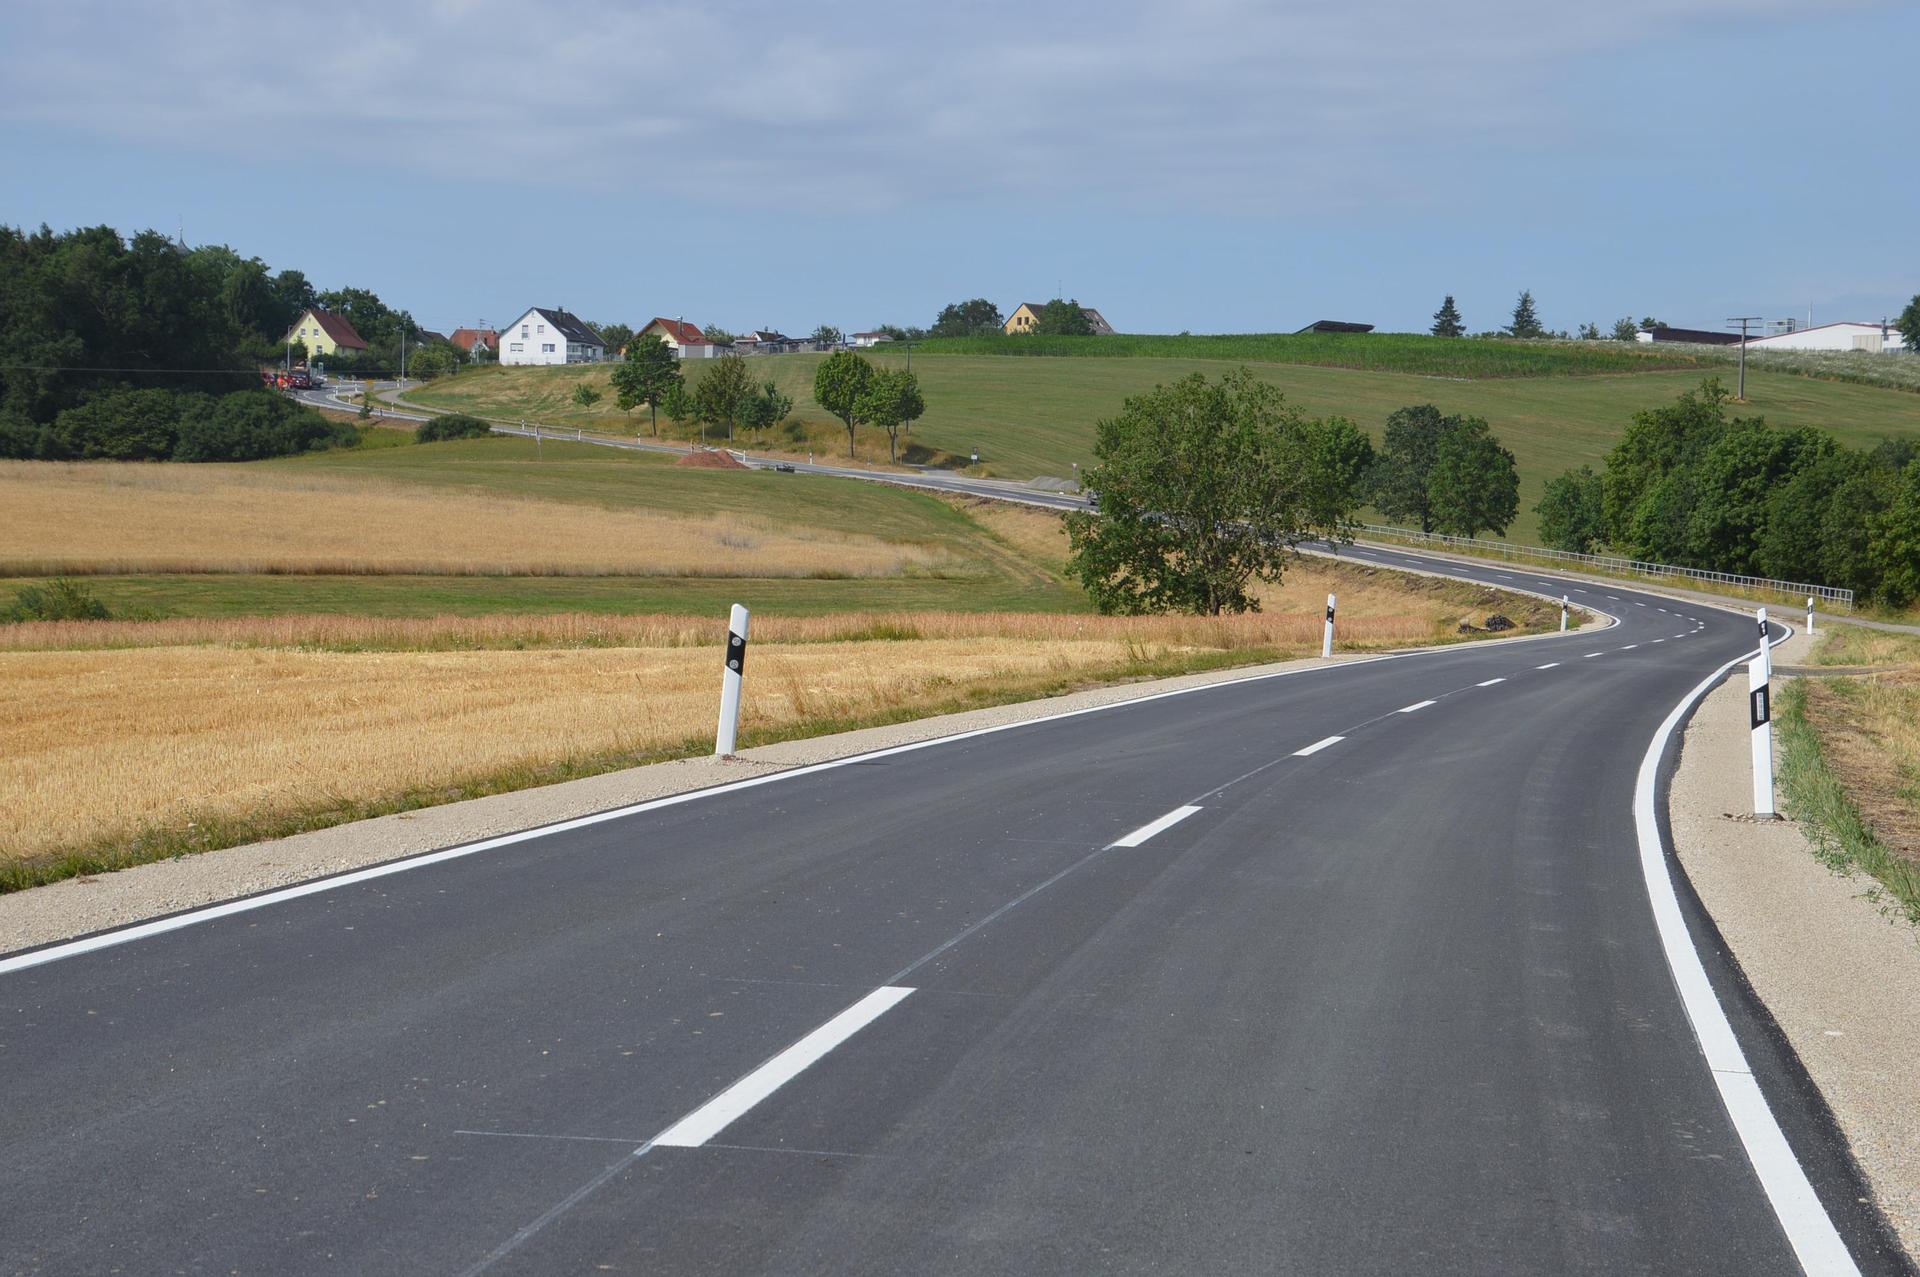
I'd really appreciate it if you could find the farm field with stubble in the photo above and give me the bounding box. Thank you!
[406,338,1920,543]
[0,430,1563,887]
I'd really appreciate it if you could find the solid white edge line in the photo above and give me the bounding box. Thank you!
[1476,678,1506,687]
[0,550,1627,979]
[1292,735,1345,757]
[1632,628,1857,1276]
[1109,805,1203,848]
[1396,699,1437,713]
[651,985,914,1148]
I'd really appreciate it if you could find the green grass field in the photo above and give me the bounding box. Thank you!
[407,356,1920,543]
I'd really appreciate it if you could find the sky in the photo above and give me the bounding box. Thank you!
[1,0,1913,338]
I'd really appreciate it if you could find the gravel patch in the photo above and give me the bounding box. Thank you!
[1669,628,1920,1254]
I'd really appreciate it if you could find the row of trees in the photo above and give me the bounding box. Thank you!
[1059,372,1521,615]
[1431,292,1682,343]
[0,387,353,462]
[1532,380,1920,605]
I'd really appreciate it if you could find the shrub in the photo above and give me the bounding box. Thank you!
[51,388,193,460]
[416,413,493,443]
[0,410,68,460]
[173,391,353,461]
[3,579,111,623]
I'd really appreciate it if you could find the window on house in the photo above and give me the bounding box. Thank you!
[537,324,546,334]
[521,325,529,338]
[543,343,555,353]
[509,342,523,352]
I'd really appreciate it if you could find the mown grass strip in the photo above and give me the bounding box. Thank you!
[1775,678,1920,926]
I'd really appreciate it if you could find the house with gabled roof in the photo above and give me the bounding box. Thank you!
[1003,302,1115,336]
[450,328,499,356]
[284,307,369,358]
[500,307,606,365]
[639,317,720,359]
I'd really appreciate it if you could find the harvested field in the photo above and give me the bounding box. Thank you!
[0,461,949,579]
[0,560,1553,882]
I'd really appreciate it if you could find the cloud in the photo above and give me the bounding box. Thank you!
[0,0,1875,212]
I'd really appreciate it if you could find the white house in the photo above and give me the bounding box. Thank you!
[499,307,606,365]
[850,331,894,348]
[1744,321,1910,355]
[639,317,720,359]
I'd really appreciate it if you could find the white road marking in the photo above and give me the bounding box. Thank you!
[1536,581,1555,589]
[1635,602,1647,607]
[1110,804,1204,848]
[1536,662,1560,670]
[1292,735,1345,756]
[1476,678,1506,687]
[1622,644,1639,650]
[1583,652,1603,659]
[1630,627,1856,1276]
[1397,699,1437,713]
[1607,595,1620,600]
[1651,639,1665,643]
[653,986,914,1148]
[1574,588,1590,593]
[1496,573,1513,579]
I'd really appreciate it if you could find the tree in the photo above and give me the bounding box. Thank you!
[1600,379,1737,555]
[594,322,635,355]
[1505,290,1544,339]
[1301,417,1376,536]
[415,414,493,443]
[703,325,737,347]
[738,379,796,436]
[1612,317,1641,342]
[1063,370,1370,615]
[811,325,843,347]
[1427,416,1519,538]
[1639,317,1667,332]
[877,324,928,342]
[692,354,753,443]
[1868,461,1920,607]
[659,380,695,436]
[1898,294,1920,354]
[1681,421,1833,574]
[52,388,189,460]
[813,350,875,458]
[1032,299,1095,336]
[1370,404,1450,533]
[1577,322,1601,340]
[407,343,456,380]
[608,333,681,435]
[855,369,925,463]
[571,383,602,408]
[1535,466,1607,553]
[931,299,1004,338]
[1429,296,1464,338]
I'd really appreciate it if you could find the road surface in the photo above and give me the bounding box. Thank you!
[2,546,1907,1274]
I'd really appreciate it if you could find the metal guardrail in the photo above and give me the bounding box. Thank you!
[1355,524,1854,610]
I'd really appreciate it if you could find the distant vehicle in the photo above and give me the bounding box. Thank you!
[287,370,312,390]
[1085,489,1099,508]
[774,463,796,473]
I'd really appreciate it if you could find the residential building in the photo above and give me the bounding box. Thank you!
[1293,320,1375,335]
[499,307,606,365]
[449,328,499,356]
[283,307,369,359]
[639,317,720,359]
[850,331,894,348]
[734,329,794,354]
[416,329,449,346]
[1003,303,1115,336]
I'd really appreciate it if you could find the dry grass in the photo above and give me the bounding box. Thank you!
[0,461,950,579]
[0,559,1551,877]
[1800,628,1920,875]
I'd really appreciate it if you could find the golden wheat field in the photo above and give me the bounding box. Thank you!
[0,462,950,578]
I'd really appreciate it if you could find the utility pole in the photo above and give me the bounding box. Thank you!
[1726,316,1762,401]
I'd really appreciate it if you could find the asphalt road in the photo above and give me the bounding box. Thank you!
[4,548,1909,1275]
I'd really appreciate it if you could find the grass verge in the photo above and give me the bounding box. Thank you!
[1776,676,1920,926]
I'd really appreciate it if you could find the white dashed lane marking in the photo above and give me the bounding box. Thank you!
[1476,678,1506,687]
[1292,735,1345,757]
[1537,662,1560,670]
[1397,699,1437,713]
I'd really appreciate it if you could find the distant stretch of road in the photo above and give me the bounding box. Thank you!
[4,539,1908,1273]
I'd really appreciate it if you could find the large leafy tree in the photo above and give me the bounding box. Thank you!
[1611,317,1641,342]
[811,324,842,346]
[1427,416,1519,538]
[1899,293,1920,353]
[739,379,795,435]
[1429,296,1464,338]
[1505,290,1544,339]
[1064,369,1370,615]
[1681,422,1833,574]
[1032,299,1095,336]
[609,333,682,435]
[854,369,925,463]
[931,298,1004,338]
[1369,404,1450,533]
[691,354,753,443]
[813,350,875,457]
[594,321,635,354]
[1868,461,1920,606]
[1600,379,1737,554]
[1535,465,1606,553]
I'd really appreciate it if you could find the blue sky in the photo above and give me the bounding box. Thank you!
[1,0,1911,337]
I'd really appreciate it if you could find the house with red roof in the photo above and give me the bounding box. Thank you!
[449,327,498,357]
[283,307,369,358]
[639,316,721,359]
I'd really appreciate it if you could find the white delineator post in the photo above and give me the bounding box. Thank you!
[1756,607,1771,679]
[1322,593,1336,659]
[1806,595,1815,636]
[715,603,750,757]
[1560,595,1569,632]
[1748,655,1774,817]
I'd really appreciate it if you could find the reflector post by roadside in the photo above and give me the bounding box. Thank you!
[715,603,750,756]
[1322,593,1336,659]
[1747,655,1773,817]
[1806,595,1815,636]
[1561,595,1569,632]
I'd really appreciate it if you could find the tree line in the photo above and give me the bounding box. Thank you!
[1533,379,1920,606]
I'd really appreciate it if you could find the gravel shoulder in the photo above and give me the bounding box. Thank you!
[1669,627,1920,1254]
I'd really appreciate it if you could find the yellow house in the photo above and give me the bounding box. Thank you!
[1002,302,1115,336]
[283,308,370,358]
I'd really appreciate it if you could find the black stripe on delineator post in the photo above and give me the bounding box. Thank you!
[1325,603,1335,622]
[726,630,747,675]
[1750,684,1770,730]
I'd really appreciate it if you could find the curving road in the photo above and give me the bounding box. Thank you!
[2,545,1909,1274]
